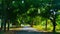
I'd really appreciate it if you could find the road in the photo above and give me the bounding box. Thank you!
[13,30,57,34]
[3,26,60,34]
[20,26,37,31]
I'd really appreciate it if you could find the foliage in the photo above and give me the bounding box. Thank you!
[1,0,60,31]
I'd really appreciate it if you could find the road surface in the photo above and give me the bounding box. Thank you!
[2,26,60,34]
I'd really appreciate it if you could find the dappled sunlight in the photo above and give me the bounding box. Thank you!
[33,25,43,30]
[1,0,60,34]
[33,25,53,32]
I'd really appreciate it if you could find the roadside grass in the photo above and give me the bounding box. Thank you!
[33,25,60,32]
[56,25,60,32]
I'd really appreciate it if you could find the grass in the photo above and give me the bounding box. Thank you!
[33,25,60,32]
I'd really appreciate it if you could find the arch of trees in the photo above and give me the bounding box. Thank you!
[0,0,60,32]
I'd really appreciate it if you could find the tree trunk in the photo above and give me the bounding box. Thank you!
[31,24,33,27]
[3,19,6,31]
[20,22,22,27]
[53,20,56,32]
[2,0,7,32]
[53,15,56,32]
[7,20,10,31]
[7,23,9,31]
[1,17,3,31]
[31,21,34,27]
[4,20,6,32]
[1,22,3,31]
[53,25,55,32]
[45,19,47,30]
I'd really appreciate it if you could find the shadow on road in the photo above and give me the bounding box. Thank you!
[3,30,60,34]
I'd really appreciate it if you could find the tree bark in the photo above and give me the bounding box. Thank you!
[1,16,4,31]
[7,20,10,31]
[45,19,47,30]
[1,21,3,31]
[53,15,56,32]
[4,19,6,32]
[53,18,56,32]
[2,0,7,32]
[31,21,34,27]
